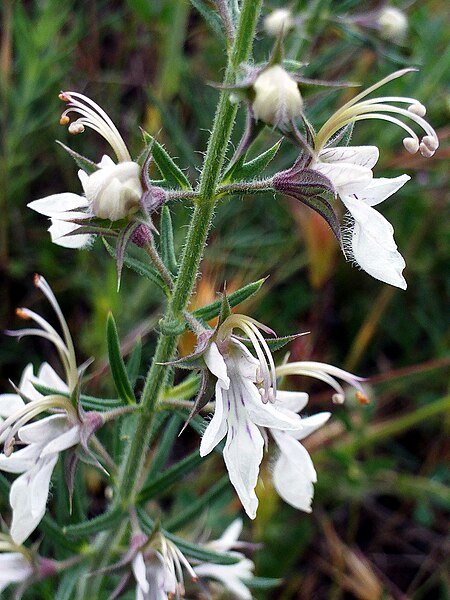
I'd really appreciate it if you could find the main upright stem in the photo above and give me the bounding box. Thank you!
[80,2,262,596]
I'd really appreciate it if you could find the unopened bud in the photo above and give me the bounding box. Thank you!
[252,65,303,127]
[377,7,408,42]
[264,8,293,37]
[131,224,152,248]
[84,161,143,221]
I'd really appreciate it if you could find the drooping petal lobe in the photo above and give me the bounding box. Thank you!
[342,195,407,288]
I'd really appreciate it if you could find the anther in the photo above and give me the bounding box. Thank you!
[402,137,419,154]
[419,143,434,158]
[58,92,69,102]
[33,273,41,287]
[356,391,370,405]
[68,122,85,135]
[408,103,426,117]
[332,393,345,405]
[59,115,70,126]
[15,308,31,320]
[422,135,439,151]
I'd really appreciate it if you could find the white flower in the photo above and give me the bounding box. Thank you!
[28,92,142,247]
[252,65,303,127]
[270,391,330,511]
[310,69,438,288]
[0,276,84,544]
[264,8,293,37]
[377,7,408,42]
[200,315,303,518]
[194,519,254,600]
[0,551,33,595]
[132,536,197,600]
[313,145,410,288]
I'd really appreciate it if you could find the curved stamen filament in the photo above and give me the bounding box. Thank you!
[60,91,131,163]
[6,329,72,377]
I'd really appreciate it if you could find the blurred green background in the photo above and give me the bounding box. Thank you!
[0,0,448,598]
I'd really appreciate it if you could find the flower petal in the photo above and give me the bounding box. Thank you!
[0,444,42,473]
[0,394,25,418]
[354,175,410,206]
[204,342,230,389]
[9,454,58,544]
[275,390,309,413]
[342,195,407,288]
[34,362,69,394]
[28,193,88,216]
[271,430,317,511]
[0,553,33,584]
[48,218,93,249]
[288,412,331,441]
[223,409,263,519]
[313,161,373,194]
[319,146,379,169]
[18,414,70,445]
[199,387,228,456]
[243,381,302,430]
[132,552,150,594]
[40,425,80,456]
[194,559,254,600]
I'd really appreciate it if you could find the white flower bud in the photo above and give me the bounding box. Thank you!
[252,65,303,127]
[84,161,143,221]
[264,8,293,37]
[377,7,408,42]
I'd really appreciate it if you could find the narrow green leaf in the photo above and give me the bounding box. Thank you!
[230,140,282,182]
[126,338,142,387]
[55,565,87,600]
[142,131,192,190]
[264,332,307,351]
[103,239,169,295]
[63,506,123,538]
[165,475,231,531]
[165,532,240,565]
[189,0,225,40]
[107,313,136,405]
[242,577,283,589]
[193,278,266,323]
[160,206,178,275]
[138,449,205,503]
[144,414,183,481]
[31,382,123,411]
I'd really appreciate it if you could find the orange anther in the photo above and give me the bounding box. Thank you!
[15,308,30,320]
[356,391,370,405]
[59,115,70,125]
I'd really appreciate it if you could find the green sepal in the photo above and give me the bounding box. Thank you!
[126,338,142,388]
[56,141,99,174]
[160,206,178,275]
[63,506,123,538]
[142,131,192,190]
[165,532,240,565]
[103,239,169,296]
[107,313,137,405]
[237,332,307,352]
[218,290,232,325]
[193,278,266,324]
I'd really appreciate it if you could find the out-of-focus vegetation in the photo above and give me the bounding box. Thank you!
[0,0,448,598]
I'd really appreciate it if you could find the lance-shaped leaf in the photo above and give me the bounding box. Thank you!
[193,278,266,323]
[103,239,169,295]
[142,131,192,190]
[56,141,99,174]
[32,381,123,411]
[234,331,308,352]
[126,338,142,387]
[107,313,137,405]
[160,206,178,275]
[227,139,282,183]
[190,0,226,40]
[63,506,123,538]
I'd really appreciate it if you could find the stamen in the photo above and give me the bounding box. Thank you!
[59,91,131,162]
[403,137,419,154]
[59,115,70,125]
[408,103,426,117]
[16,308,31,320]
[68,122,85,135]
[356,391,370,405]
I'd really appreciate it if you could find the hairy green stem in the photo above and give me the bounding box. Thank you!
[80,1,262,596]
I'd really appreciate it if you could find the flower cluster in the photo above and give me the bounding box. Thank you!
[196,313,364,517]
[0,275,103,544]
